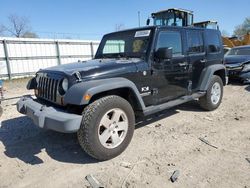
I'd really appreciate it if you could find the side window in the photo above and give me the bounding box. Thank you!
[103,40,125,54]
[206,32,221,53]
[156,31,182,56]
[187,31,204,54]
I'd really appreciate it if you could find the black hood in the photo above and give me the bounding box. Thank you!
[40,59,140,79]
[224,55,250,65]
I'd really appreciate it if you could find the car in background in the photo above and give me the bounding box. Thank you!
[224,45,250,84]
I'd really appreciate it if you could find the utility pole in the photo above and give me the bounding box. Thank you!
[138,11,141,27]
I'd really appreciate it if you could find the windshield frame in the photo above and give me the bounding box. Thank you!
[95,28,155,61]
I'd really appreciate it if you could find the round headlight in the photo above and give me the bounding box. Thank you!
[62,78,69,91]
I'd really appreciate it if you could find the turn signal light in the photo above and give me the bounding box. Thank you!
[84,94,91,101]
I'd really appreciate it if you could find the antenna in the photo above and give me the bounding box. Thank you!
[138,11,141,27]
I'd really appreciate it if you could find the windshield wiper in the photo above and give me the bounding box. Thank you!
[116,53,130,59]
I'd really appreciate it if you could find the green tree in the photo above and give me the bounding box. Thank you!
[234,17,250,36]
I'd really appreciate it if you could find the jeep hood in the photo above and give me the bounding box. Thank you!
[40,59,140,78]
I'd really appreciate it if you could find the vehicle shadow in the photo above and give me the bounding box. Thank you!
[245,85,250,92]
[135,108,179,129]
[136,101,203,129]
[227,79,243,85]
[1,101,204,165]
[228,79,250,91]
[0,116,97,165]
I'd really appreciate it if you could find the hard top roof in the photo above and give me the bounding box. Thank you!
[104,25,218,36]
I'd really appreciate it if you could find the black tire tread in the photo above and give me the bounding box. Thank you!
[77,95,134,160]
[199,75,223,111]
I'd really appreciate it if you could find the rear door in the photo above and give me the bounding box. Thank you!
[205,30,224,66]
[152,29,190,104]
[186,30,206,90]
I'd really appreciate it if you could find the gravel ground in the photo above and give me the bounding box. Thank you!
[0,79,249,188]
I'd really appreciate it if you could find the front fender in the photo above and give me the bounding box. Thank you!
[64,77,146,109]
[197,64,226,91]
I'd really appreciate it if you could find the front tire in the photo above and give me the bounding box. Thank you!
[77,95,135,160]
[199,75,223,111]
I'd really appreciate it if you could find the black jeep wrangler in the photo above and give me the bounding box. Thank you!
[17,26,226,160]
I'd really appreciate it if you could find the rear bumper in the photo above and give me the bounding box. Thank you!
[17,96,82,133]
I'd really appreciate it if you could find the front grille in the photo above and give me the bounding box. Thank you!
[37,76,60,103]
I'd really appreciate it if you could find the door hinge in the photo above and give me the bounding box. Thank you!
[188,81,192,93]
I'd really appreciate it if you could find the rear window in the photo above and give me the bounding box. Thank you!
[205,31,221,53]
[187,30,204,54]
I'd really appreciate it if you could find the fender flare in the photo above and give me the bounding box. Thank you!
[197,64,226,91]
[26,77,37,90]
[64,77,146,109]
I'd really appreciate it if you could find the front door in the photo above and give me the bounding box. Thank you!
[152,29,190,104]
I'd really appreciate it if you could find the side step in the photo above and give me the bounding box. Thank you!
[143,92,206,116]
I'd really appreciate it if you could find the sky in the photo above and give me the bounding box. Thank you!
[0,0,249,40]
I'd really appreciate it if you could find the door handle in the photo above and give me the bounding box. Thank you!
[178,62,188,67]
[200,59,207,63]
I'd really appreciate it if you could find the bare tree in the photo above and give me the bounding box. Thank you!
[22,31,39,38]
[234,17,250,36]
[0,24,6,35]
[5,14,31,37]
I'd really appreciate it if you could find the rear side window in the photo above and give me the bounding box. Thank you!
[187,30,204,54]
[156,31,182,56]
[206,31,221,53]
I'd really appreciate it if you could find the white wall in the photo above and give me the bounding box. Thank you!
[0,37,100,78]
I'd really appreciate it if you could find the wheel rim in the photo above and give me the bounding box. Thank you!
[98,108,128,149]
[211,82,221,105]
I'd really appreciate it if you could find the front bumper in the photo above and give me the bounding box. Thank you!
[227,69,250,82]
[240,72,250,84]
[17,96,82,133]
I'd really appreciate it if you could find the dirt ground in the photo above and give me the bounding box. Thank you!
[0,79,249,188]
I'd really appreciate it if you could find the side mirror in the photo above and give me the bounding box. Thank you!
[155,47,173,60]
[146,18,150,26]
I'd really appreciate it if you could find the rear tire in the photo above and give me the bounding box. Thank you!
[77,95,135,160]
[199,75,223,111]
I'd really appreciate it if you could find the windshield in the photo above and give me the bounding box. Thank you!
[226,48,250,56]
[95,29,153,59]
